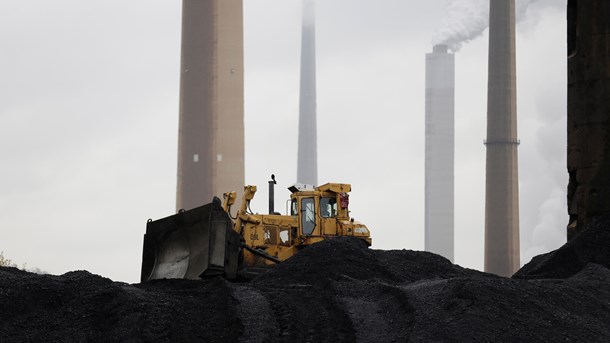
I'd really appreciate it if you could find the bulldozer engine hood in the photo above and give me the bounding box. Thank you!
[338,220,371,244]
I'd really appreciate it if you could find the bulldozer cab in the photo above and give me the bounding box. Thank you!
[291,194,339,237]
[288,183,369,244]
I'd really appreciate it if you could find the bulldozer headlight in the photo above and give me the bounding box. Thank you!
[354,226,369,234]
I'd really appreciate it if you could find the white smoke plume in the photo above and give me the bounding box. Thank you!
[433,0,539,52]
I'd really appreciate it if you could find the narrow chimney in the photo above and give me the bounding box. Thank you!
[175,0,245,211]
[424,44,455,262]
[484,0,520,277]
[297,0,318,186]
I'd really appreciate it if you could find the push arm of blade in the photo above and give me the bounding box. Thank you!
[241,243,281,264]
[223,191,237,215]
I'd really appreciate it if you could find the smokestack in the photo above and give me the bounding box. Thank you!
[484,0,520,277]
[297,0,318,186]
[268,174,277,215]
[425,44,455,262]
[175,0,245,211]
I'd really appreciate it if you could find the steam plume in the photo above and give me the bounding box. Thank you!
[433,0,540,52]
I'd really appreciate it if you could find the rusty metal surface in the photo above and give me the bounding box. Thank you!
[567,0,610,239]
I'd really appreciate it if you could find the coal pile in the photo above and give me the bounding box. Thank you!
[514,214,610,280]
[2,220,610,342]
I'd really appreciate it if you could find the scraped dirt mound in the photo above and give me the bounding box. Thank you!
[2,220,610,342]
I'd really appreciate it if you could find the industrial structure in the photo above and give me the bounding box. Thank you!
[297,0,318,186]
[175,0,245,211]
[567,1,610,240]
[424,44,455,262]
[484,0,520,277]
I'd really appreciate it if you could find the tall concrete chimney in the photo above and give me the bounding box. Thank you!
[567,1,610,240]
[484,0,520,277]
[425,44,455,262]
[175,0,245,211]
[297,0,318,186]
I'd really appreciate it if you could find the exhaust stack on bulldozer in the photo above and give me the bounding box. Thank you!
[141,177,372,282]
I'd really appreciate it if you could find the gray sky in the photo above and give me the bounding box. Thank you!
[0,0,567,283]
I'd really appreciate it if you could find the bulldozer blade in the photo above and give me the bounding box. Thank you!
[140,201,241,282]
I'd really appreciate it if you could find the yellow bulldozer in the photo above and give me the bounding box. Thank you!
[140,176,372,281]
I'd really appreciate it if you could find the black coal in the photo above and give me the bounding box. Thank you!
[1,218,609,342]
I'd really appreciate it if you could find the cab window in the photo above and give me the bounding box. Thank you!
[301,198,315,235]
[291,198,298,216]
[320,197,337,218]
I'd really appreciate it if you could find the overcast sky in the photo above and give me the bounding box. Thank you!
[0,0,567,283]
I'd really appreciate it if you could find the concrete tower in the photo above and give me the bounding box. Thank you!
[176,0,245,211]
[484,0,520,277]
[425,44,455,262]
[297,0,318,186]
